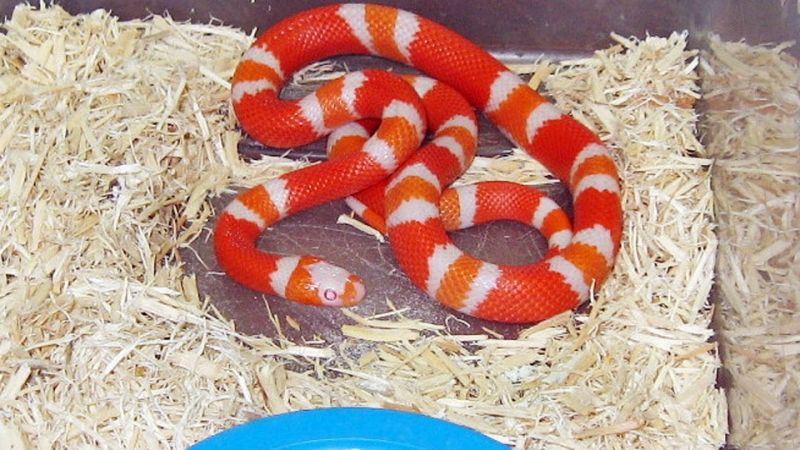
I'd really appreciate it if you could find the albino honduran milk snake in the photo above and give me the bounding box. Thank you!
[214,3,622,323]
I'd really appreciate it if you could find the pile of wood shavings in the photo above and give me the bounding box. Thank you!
[701,36,800,449]
[0,5,726,449]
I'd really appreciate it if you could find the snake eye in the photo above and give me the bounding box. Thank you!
[323,288,338,303]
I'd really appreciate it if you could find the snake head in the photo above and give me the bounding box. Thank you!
[286,258,365,307]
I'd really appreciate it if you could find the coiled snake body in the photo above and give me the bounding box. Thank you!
[214,3,622,323]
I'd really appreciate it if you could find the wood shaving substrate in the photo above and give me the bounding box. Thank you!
[701,36,800,449]
[0,5,726,449]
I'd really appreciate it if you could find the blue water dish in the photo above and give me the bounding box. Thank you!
[190,407,510,450]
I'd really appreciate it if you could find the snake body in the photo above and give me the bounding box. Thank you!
[214,3,622,322]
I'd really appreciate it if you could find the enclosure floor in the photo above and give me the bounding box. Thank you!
[0,5,728,449]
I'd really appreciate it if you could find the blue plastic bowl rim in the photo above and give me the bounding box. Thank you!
[190,406,510,450]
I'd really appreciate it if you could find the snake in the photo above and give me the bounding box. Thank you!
[214,3,623,323]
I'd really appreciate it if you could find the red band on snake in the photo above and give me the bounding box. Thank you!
[214,3,623,323]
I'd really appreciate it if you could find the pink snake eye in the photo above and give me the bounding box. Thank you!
[323,288,338,303]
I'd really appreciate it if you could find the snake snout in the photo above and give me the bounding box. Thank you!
[335,275,366,307]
